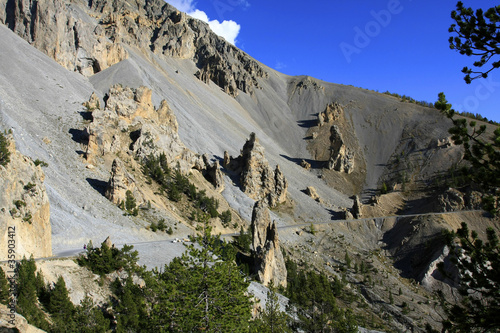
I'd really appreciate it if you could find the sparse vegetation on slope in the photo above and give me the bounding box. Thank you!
[0,131,10,167]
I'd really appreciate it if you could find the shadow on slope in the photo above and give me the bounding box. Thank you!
[86,178,108,196]
[280,154,325,170]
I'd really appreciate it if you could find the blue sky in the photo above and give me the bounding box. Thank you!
[167,1,500,122]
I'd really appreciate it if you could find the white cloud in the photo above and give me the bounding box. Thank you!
[275,61,287,70]
[166,1,241,45]
[166,0,196,13]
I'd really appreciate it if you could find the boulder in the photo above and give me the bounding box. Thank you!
[305,186,321,203]
[83,92,101,111]
[300,159,311,170]
[251,200,287,288]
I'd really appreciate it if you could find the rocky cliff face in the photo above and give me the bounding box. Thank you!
[85,84,202,173]
[0,0,266,97]
[224,133,288,207]
[0,135,52,260]
[251,200,287,288]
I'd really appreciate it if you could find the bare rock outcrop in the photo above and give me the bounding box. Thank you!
[1,0,267,96]
[305,186,321,203]
[251,200,287,288]
[436,188,465,212]
[84,85,202,172]
[201,154,224,191]
[351,195,362,219]
[0,303,46,333]
[225,133,288,207]
[105,158,145,207]
[300,159,311,170]
[318,102,343,127]
[0,135,52,260]
[83,92,101,111]
[328,125,354,174]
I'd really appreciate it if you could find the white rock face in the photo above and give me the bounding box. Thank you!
[0,135,52,260]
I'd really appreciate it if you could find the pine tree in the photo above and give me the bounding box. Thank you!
[257,283,291,333]
[345,251,351,269]
[152,224,252,332]
[115,276,147,332]
[0,266,9,305]
[48,276,76,332]
[73,295,110,333]
[435,92,500,213]
[439,223,500,332]
[449,2,500,83]
[16,257,49,330]
[0,131,10,167]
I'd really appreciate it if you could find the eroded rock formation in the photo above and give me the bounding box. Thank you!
[0,0,267,96]
[84,85,202,173]
[105,158,145,207]
[318,102,343,127]
[251,200,287,288]
[351,195,362,219]
[0,135,52,260]
[202,154,224,191]
[328,125,354,174]
[435,188,481,212]
[225,133,288,207]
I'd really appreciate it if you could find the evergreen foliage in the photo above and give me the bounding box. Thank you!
[235,226,252,253]
[285,259,357,333]
[0,267,9,305]
[77,242,139,276]
[73,295,110,333]
[125,190,139,216]
[0,131,10,167]
[435,92,500,214]
[48,276,76,332]
[114,277,148,332]
[141,154,221,222]
[254,283,291,333]
[219,209,232,227]
[439,223,500,332]
[449,2,500,83]
[16,257,50,330]
[149,225,252,332]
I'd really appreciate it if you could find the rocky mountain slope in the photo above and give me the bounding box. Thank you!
[0,0,499,331]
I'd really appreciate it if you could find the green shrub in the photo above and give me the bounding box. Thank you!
[380,182,388,194]
[124,190,138,216]
[220,210,232,227]
[77,242,139,275]
[14,200,26,209]
[33,159,48,167]
[0,132,10,167]
[24,182,36,191]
